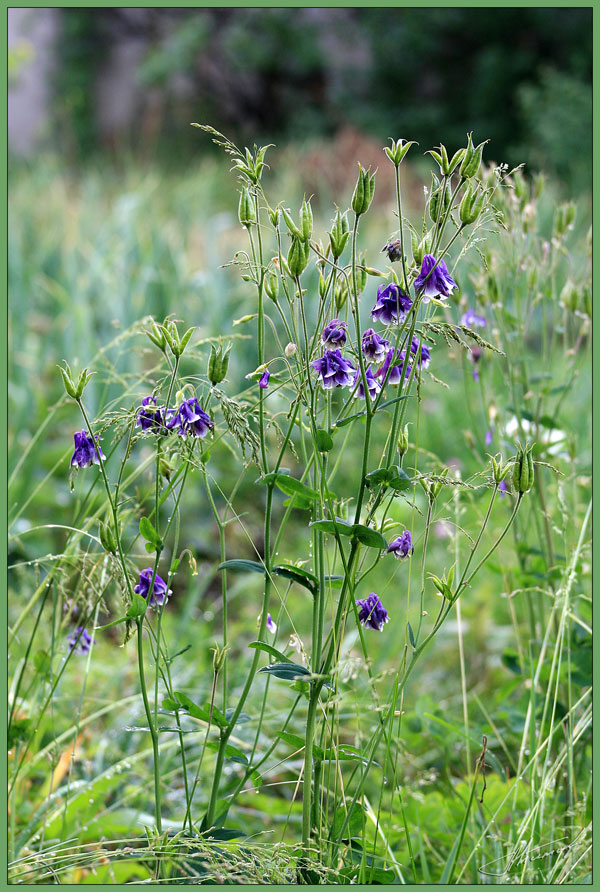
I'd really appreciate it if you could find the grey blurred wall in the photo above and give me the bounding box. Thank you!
[8,7,60,155]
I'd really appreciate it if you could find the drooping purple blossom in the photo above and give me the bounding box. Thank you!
[381,239,403,262]
[266,613,277,634]
[386,530,413,560]
[356,593,389,632]
[137,396,167,433]
[499,478,508,498]
[67,627,94,655]
[259,370,270,389]
[321,319,347,348]
[375,348,412,385]
[371,282,413,325]
[361,328,390,363]
[70,430,105,469]
[167,397,213,439]
[310,349,356,389]
[409,337,431,369]
[352,367,381,401]
[414,254,458,302]
[461,308,487,329]
[134,568,173,609]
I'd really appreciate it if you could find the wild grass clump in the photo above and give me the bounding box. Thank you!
[8,129,591,884]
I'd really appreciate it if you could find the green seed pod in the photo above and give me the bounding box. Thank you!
[352,165,376,216]
[512,442,535,494]
[287,235,310,277]
[398,425,409,458]
[208,343,231,385]
[281,207,304,240]
[560,279,579,313]
[300,199,313,241]
[491,455,512,485]
[459,183,485,225]
[238,186,256,227]
[581,284,592,318]
[329,210,350,259]
[354,258,368,294]
[460,132,488,179]
[335,280,348,312]
[264,269,279,302]
[384,137,418,166]
[99,519,117,555]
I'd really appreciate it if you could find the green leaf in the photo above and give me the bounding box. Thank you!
[139,516,161,552]
[310,518,354,537]
[501,649,522,675]
[352,523,387,549]
[272,474,319,501]
[332,802,366,840]
[224,707,251,725]
[126,593,147,619]
[277,730,323,758]
[217,559,265,574]
[258,662,311,681]
[248,640,294,663]
[273,564,318,593]
[407,621,416,649]
[171,691,228,730]
[315,428,334,452]
[388,465,412,491]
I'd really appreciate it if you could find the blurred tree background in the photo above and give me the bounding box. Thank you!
[8,6,592,193]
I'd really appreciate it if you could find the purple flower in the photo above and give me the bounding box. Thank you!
[137,396,167,433]
[361,328,390,363]
[67,627,94,655]
[321,319,347,348]
[310,349,356,389]
[266,613,277,634]
[356,593,389,632]
[375,348,412,385]
[353,367,381,401]
[409,338,431,369]
[387,530,413,560]
[167,397,213,439]
[381,239,403,262]
[134,568,173,609]
[461,308,487,329]
[259,370,270,389]
[485,430,493,446]
[414,254,458,302]
[468,345,483,382]
[371,282,413,325]
[70,430,105,469]
[499,478,508,498]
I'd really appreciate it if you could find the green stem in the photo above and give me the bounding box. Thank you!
[136,617,162,832]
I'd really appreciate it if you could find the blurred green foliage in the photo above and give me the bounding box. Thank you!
[43,8,591,193]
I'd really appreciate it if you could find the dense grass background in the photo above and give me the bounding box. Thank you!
[8,140,592,883]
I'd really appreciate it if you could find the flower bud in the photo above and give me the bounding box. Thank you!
[238,186,256,227]
[512,442,535,494]
[207,342,231,385]
[329,210,350,259]
[284,342,297,357]
[351,165,376,216]
[354,257,368,294]
[429,565,455,601]
[287,235,310,277]
[459,132,488,179]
